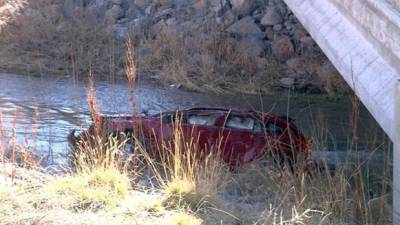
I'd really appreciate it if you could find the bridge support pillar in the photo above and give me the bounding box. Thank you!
[395,81,400,225]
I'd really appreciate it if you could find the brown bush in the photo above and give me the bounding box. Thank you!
[137,25,279,94]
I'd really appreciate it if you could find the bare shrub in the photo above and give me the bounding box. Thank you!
[137,25,277,94]
[316,62,349,95]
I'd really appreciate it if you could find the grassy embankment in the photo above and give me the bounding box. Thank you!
[0,116,393,225]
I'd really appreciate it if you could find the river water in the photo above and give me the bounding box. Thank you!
[0,73,389,167]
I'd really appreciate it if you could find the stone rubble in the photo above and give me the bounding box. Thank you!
[60,0,340,92]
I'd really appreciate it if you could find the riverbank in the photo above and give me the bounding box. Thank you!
[0,162,204,225]
[0,149,392,225]
[0,0,350,96]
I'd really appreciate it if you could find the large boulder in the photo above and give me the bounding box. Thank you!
[226,16,264,39]
[134,0,152,9]
[260,7,283,26]
[230,0,259,16]
[271,35,295,61]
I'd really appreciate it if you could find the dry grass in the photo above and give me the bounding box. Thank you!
[316,62,350,96]
[0,161,203,225]
[138,26,280,94]
[0,0,123,78]
[0,0,26,31]
[66,107,391,225]
[1,145,391,225]
[105,112,229,215]
[0,122,392,225]
[46,166,130,211]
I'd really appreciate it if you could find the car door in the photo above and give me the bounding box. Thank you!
[180,111,223,158]
[140,112,175,156]
[220,113,259,166]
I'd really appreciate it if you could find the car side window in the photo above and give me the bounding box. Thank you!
[161,113,174,123]
[187,114,219,126]
[225,115,255,131]
[253,119,264,133]
[161,112,185,124]
[265,122,284,135]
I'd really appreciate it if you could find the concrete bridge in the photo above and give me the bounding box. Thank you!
[282,0,400,223]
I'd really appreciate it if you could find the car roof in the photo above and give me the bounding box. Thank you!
[151,107,279,121]
[187,108,288,122]
[187,107,257,114]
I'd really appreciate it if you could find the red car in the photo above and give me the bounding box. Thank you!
[69,108,310,167]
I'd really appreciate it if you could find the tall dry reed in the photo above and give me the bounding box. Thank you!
[0,112,4,163]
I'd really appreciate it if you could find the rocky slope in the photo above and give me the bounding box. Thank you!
[0,0,348,94]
